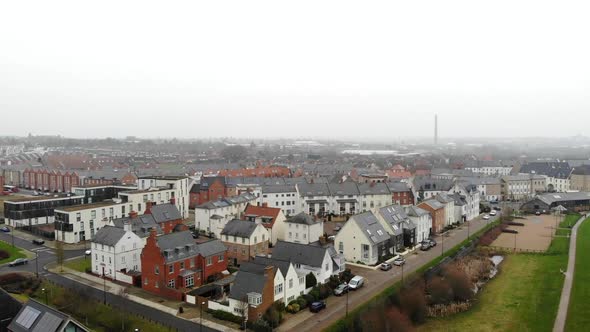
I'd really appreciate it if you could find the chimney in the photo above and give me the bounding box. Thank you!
[262,202,268,208]
[145,201,153,215]
[264,265,274,278]
[123,220,132,232]
[129,210,138,219]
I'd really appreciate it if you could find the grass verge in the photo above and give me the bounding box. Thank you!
[565,216,590,331]
[0,239,27,264]
[64,256,91,273]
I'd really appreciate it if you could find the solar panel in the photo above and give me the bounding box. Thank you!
[32,312,63,332]
[16,306,41,329]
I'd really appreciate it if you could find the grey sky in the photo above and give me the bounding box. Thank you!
[1,0,589,139]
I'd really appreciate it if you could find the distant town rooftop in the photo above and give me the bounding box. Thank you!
[138,175,188,180]
[119,187,171,194]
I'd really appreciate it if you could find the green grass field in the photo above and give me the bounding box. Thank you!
[64,256,91,273]
[0,239,27,264]
[419,253,567,332]
[566,217,590,331]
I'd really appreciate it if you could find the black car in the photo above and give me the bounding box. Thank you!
[0,226,10,232]
[310,301,326,313]
[32,239,45,245]
[9,258,28,267]
[493,206,501,211]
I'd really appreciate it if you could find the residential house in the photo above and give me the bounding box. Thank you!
[334,211,392,265]
[417,199,445,234]
[358,182,393,212]
[221,219,269,265]
[250,256,306,304]
[570,165,590,191]
[283,212,324,245]
[448,183,480,221]
[141,230,228,300]
[243,204,287,246]
[387,181,415,206]
[298,182,331,217]
[3,195,84,228]
[226,265,275,321]
[260,184,300,216]
[271,240,343,284]
[405,206,431,242]
[194,192,258,238]
[137,175,190,219]
[501,175,543,201]
[91,224,143,282]
[412,177,454,201]
[357,173,388,184]
[519,162,572,192]
[435,193,456,226]
[375,205,414,251]
[327,182,361,215]
[464,160,513,176]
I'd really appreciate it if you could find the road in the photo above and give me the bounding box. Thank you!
[278,213,499,332]
[0,231,218,332]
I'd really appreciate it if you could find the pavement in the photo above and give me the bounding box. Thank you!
[278,213,498,332]
[553,214,587,332]
[5,227,89,250]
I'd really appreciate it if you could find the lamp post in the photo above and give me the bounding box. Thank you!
[200,301,205,332]
[35,251,39,278]
[441,232,444,257]
[401,262,405,285]
[345,288,349,318]
[102,267,107,305]
[42,288,48,305]
[514,232,517,252]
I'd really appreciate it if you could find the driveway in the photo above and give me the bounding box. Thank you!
[278,214,497,332]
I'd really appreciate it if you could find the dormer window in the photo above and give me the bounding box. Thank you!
[247,292,262,306]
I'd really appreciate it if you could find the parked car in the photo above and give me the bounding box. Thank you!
[392,257,406,266]
[428,238,437,247]
[333,223,343,232]
[483,214,490,220]
[0,226,10,232]
[489,210,497,216]
[9,258,28,267]
[420,241,431,250]
[380,262,392,271]
[309,301,326,313]
[493,206,501,211]
[333,283,349,296]
[85,249,92,256]
[535,211,541,216]
[32,239,45,245]
[348,276,365,290]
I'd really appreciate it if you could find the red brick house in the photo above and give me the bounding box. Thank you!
[192,176,230,206]
[144,202,186,234]
[24,169,80,193]
[141,230,228,300]
[387,182,415,206]
[418,199,445,234]
[243,203,285,246]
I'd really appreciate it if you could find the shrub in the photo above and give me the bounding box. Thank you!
[340,269,354,283]
[318,284,332,300]
[305,272,317,289]
[296,296,308,309]
[328,275,341,289]
[209,309,243,325]
[399,284,428,324]
[303,294,315,305]
[427,276,453,305]
[309,288,320,301]
[263,306,283,327]
[443,267,474,302]
[385,307,416,332]
[0,250,9,260]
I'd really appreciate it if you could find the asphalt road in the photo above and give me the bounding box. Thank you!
[0,231,218,332]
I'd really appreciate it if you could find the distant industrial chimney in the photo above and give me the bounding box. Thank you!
[434,114,438,145]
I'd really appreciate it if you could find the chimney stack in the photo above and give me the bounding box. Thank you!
[129,210,138,219]
[145,201,153,215]
[262,202,268,208]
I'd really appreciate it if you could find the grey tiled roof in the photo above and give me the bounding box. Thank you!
[156,231,198,263]
[377,205,408,236]
[251,256,292,277]
[298,182,330,196]
[150,203,182,223]
[405,206,429,217]
[196,239,226,257]
[350,212,391,244]
[261,184,297,193]
[386,181,412,193]
[421,199,444,210]
[357,182,390,195]
[520,162,572,179]
[112,215,163,238]
[92,226,127,246]
[286,212,317,225]
[328,182,360,196]
[435,193,455,203]
[229,270,268,301]
[272,241,329,268]
[221,219,259,238]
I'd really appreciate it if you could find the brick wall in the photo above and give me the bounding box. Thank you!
[223,241,269,264]
[248,266,275,320]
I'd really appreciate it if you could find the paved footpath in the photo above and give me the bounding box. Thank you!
[278,214,496,332]
[553,214,587,332]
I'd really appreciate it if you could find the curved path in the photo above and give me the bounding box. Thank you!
[553,214,587,332]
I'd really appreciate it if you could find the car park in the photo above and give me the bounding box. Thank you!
[309,301,326,313]
[0,226,10,232]
[32,239,45,245]
[392,257,406,266]
[333,283,349,296]
[348,276,365,290]
[380,262,392,271]
[9,258,28,267]
[483,214,490,220]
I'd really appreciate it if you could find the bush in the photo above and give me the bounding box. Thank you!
[444,267,474,302]
[318,284,332,300]
[340,269,354,283]
[296,296,308,309]
[263,306,283,327]
[328,275,341,289]
[209,309,243,325]
[303,294,315,305]
[306,272,317,289]
[309,288,320,301]
[0,250,9,260]
[399,284,428,324]
[427,277,453,305]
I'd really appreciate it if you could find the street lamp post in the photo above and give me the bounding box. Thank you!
[200,301,205,332]
[102,267,107,305]
[514,232,517,252]
[401,263,405,285]
[35,251,39,278]
[345,288,349,318]
[42,288,48,305]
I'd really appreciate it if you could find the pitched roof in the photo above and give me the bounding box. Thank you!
[272,241,329,268]
[297,182,330,196]
[377,205,409,236]
[350,212,391,244]
[156,231,198,263]
[243,204,281,226]
[519,162,571,179]
[112,215,163,238]
[196,192,257,209]
[196,239,227,257]
[92,226,127,246]
[229,270,269,301]
[435,192,455,204]
[251,256,292,277]
[285,212,317,225]
[328,182,360,196]
[420,199,444,210]
[405,205,429,217]
[357,182,390,195]
[150,203,182,223]
[7,299,89,332]
[221,219,259,238]
[386,181,412,193]
[261,184,297,193]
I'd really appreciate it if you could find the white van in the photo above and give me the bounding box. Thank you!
[348,276,365,290]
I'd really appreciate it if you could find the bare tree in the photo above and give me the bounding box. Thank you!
[55,241,64,272]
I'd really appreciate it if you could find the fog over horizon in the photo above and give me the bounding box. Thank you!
[2,0,589,139]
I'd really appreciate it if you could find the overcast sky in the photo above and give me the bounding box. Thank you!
[1,0,589,139]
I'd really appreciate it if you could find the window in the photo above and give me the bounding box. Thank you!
[262,234,265,241]
[102,209,105,218]
[241,237,245,244]
[169,265,174,274]
[206,257,212,266]
[76,213,81,222]
[168,279,175,288]
[122,206,125,215]
[254,236,257,243]
[121,256,126,263]
[218,254,224,262]
[91,210,96,219]
[274,283,283,296]
[180,262,184,270]
[109,208,114,216]
[109,257,111,264]
[185,275,194,287]
[299,276,305,285]
[289,279,293,289]
[325,263,329,271]
[289,232,292,238]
